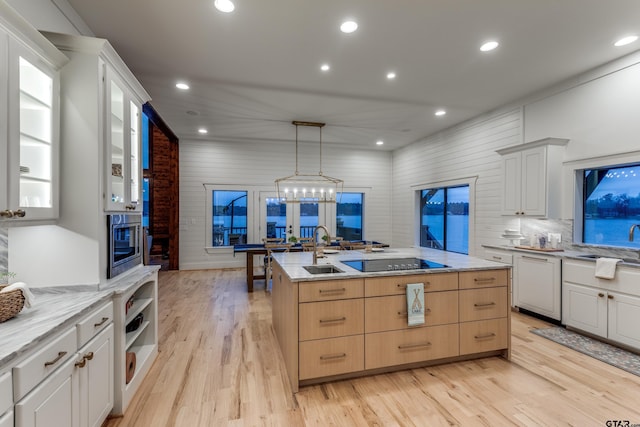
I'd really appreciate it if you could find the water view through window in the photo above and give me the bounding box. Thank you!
[420,185,469,254]
[337,193,363,240]
[583,164,640,248]
[212,190,247,246]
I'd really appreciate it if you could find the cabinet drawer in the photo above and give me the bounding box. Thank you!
[365,324,459,370]
[77,301,113,348]
[459,287,508,322]
[13,327,76,401]
[299,299,364,341]
[364,273,458,297]
[299,279,364,302]
[365,291,459,333]
[0,372,11,416]
[299,335,364,380]
[459,318,508,355]
[459,269,508,289]
[484,249,513,265]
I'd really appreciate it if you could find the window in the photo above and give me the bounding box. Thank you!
[212,190,248,246]
[582,164,640,248]
[265,197,286,239]
[420,185,469,254]
[337,193,363,240]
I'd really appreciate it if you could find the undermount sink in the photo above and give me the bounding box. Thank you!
[303,265,344,275]
[577,254,599,259]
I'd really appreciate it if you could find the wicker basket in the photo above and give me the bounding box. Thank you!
[0,285,25,323]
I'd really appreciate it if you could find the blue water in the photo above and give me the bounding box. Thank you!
[423,215,468,254]
[585,218,640,248]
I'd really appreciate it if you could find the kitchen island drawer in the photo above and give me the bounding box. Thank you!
[299,335,364,380]
[364,272,458,297]
[299,279,364,302]
[365,324,459,370]
[77,301,113,347]
[459,269,508,289]
[459,287,508,322]
[365,291,458,333]
[299,299,364,341]
[13,326,76,401]
[459,318,508,355]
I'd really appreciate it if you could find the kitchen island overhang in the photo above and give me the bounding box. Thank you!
[270,247,512,392]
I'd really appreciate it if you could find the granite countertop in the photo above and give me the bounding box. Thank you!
[273,247,510,282]
[0,265,160,369]
[482,244,640,268]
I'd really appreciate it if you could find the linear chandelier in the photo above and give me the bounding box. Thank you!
[275,121,344,204]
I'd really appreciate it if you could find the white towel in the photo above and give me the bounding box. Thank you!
[406,283,425,326]
[0,282,35,308]
[595,258,622,280]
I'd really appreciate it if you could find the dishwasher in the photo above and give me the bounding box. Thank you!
[513,253,562,320]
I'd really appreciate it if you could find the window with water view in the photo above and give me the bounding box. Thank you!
[212,190,247,246]
[420,185,469,254]
[337,193,363,240]
[583,164,640,248]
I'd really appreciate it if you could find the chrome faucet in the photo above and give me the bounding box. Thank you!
[630,224,640,242]
[312,225,331,265]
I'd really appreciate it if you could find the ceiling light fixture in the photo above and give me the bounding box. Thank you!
[376,140,384,146]
[320,64,330,72]
[214,0,235,13]
[480,40,499,52]
[614,35,638,46]
[340,20,358,34]
[198,128,208,134]
[435,110,446,116]
[275,121,343,204]
[176,82,190,90]
[386,72,396,80]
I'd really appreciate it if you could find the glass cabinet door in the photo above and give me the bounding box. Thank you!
[108,78,126,208]
[129,101,140,207]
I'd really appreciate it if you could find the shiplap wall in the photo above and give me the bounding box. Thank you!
[179,139,392,270]
[391,108,523,256]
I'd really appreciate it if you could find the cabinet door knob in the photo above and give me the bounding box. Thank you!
[598,293,605,298]
[84,352,94,361]
[14,209,26,217]
[75,358,87,368]
[0,210,14,218]
[608,294,614,300]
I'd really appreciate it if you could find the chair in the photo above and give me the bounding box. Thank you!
[265,243,291,291]
[301,242,315,251]
[339,240,366,250]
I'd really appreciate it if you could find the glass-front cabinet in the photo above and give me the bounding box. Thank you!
[105,68,142,212]
[0,6,67,222]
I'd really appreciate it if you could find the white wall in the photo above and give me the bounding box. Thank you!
[179,139,393,270]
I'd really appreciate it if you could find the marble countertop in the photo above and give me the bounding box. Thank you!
[482,244,640,268]
[273,247,510,282]
[0,265,160,369]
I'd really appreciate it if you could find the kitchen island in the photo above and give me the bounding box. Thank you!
[270,247,511,392]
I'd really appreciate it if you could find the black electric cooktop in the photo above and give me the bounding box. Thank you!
[341,257,449,272]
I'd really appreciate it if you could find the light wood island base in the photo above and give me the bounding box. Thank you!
[271,262,511,392]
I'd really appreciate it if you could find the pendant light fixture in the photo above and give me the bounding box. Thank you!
[275,121,344,204]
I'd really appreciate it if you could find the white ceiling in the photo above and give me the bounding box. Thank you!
[64,0,640,151]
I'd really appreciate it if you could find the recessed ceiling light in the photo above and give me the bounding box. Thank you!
[386,72,396,80]
[198,128,208,134]
[340,20,358,33]
[320,64,330,72]
[214,0,235,13]
[435,110,446,116]
[614,35,638,47]
[176,82,190,90]
[376,140,384,146]
[480,41,499,52]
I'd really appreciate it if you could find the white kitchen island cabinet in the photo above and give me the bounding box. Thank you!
[496,137,568,218]
[0,2,68,223]
[563,259,640,350]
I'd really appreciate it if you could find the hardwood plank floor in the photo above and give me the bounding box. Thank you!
[104,269,640,426]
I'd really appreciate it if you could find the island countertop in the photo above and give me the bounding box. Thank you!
[272,247,510,282]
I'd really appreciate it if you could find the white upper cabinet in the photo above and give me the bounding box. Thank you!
[41,31,150,214]
[0,3,67,222]
[497,137,569,218]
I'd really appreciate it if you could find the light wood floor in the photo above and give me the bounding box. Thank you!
[103,269,640,427]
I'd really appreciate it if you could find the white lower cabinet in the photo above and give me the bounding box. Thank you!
[15,355,79,427]
[0,410,13,427]
[514,254,561,320]
[562,259,640,351]
[78,324,114,427]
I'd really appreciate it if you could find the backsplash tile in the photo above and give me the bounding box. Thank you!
[0,227,7,276]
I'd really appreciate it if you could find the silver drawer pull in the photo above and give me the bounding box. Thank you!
[474,277,496,283]
[319,288,346,294]
[474,333,496,340]
[398,342,432,350]
[474,302,496,308]
[44,351,67,367]
[319,317,347,324]
[94,317,109,327]
[492,256,503,260]
[522,256,547,262]
[320,353,347,360]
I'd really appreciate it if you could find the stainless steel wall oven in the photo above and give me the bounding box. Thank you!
[107,214,142,278]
